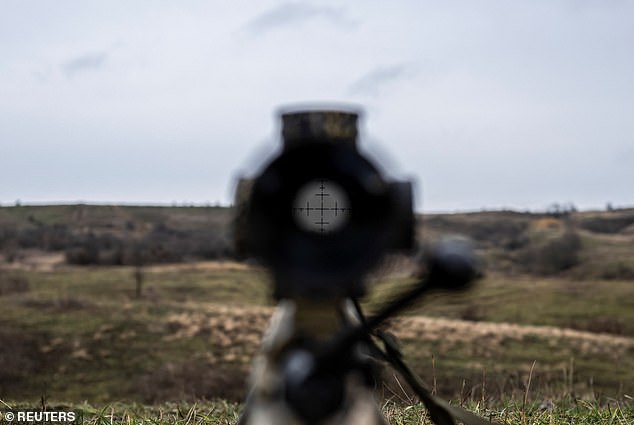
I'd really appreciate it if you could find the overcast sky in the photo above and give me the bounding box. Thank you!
[1,1,633,212]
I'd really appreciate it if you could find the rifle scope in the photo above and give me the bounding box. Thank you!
[234,108,415,299]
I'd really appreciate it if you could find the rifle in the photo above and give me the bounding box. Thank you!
[233,108,502,425]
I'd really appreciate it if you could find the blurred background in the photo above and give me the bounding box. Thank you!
[0,0,633,414]
[1,0,633,211]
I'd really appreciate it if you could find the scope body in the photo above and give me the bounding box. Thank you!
[236,109,414,299]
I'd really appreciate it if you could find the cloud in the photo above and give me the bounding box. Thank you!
[614,144,634,165]
[347,63,418,96]
[32,66,53,83]
[246,2,354,34]
[62,51,108,78]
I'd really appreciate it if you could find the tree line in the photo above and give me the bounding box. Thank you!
[0,220,234,266]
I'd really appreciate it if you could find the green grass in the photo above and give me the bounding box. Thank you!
[366,273,634,336]
[3,265,271,306]
[1,262,633,419]
[2,205,633,423]
[0,401,243,425]
[1,399,632,424]
[382,399,634,425]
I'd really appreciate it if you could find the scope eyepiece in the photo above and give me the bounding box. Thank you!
[234,109,414,299]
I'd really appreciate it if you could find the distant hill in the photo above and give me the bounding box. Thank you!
[1,204,633,280]
[0,205,233,266]
[420,208,634,280]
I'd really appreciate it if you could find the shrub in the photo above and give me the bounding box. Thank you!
[519,229,582,276]
[424,214,530,248]
[578,215,634,234]
[599,262,634,281]
[65,246,99,265]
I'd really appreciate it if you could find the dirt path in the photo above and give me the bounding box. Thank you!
[392,315,633,358]
[166,303,633,360]
[0,250,65,271]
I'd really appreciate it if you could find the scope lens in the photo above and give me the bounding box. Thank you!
[292,179,351,234]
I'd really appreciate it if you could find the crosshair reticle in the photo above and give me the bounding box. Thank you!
[292,179,351,233]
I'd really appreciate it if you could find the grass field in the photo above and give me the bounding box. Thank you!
[1,399,633,424]
[1,205,633,423]
[1,262,632,413]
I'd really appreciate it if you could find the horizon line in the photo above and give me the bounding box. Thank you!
[2,200,633,215]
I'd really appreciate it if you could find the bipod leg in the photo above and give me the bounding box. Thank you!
[236,389,253,425]
[376,331,503,425]
[350,300,501,425]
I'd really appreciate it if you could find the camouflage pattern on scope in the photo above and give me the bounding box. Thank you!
[281,110,359,150]
[232,177,254,259]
